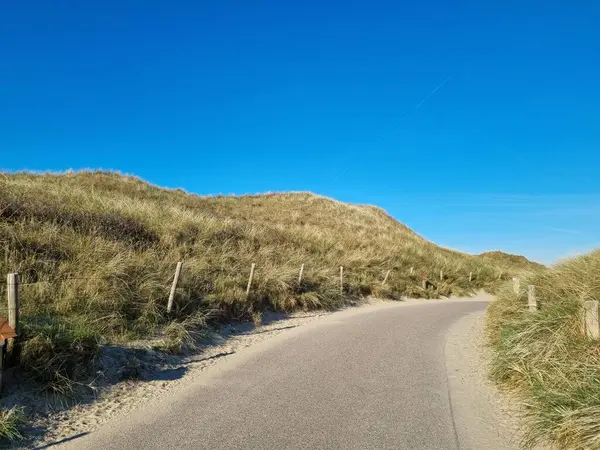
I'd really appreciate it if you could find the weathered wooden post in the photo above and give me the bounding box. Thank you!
[246,263,256,297]
[410,267,414,275]
[439,270,444,281]
[339,266,344,294]
[7,273,19,352]
[469,272,473,283]
[298,264,304,285]
[421,275,428,290]
[382,269,391,285]
[584,301,600,339]
[167,262,183,313]
[528,285,537,312]
[512,277,520,294]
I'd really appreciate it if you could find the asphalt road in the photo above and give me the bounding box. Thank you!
[58,299,498,450]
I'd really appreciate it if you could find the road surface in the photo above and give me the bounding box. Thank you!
[57,297,515,449]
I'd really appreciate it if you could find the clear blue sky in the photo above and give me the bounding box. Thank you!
[2,1,599,264]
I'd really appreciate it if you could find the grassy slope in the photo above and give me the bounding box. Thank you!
[0,171,537,397]
[487,250,600,449]
[479,251,546,271]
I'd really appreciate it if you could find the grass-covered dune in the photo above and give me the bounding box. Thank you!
[0,170,538,397]
[487,249,600,449]
[479,250,546,272]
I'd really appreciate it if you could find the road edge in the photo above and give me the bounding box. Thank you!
[445,309,523,449]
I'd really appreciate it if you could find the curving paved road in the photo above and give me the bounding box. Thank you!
[59,298,507,450]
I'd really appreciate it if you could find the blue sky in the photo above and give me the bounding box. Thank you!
[1,1,599,264]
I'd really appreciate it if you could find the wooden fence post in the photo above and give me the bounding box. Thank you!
[7,273,19,353]
[410,267,414,275]
[246,263,256,297]
[584,301,600,339]
[298,264,304,285]
[382,269,391,285]
[528,285,537,312]
[439,270,444,281]
[339,266,344,295]
[512,277,520,294]
[421,277,427,289]
[167,262,183,313]
[469,272,473,283]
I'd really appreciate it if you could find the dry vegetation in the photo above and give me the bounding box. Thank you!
[487,249,600,449]
[0,170,539,440]
[479,250,546,272]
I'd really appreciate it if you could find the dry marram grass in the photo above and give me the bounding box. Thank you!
[487,249,600,449]
[0,170,539,437]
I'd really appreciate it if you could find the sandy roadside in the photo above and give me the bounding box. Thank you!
[445,310,548,450]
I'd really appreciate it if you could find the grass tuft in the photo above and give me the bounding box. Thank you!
[487,249,600,449]
[155,312,209,354]
[0,407,26,442]
[20,315,100,395]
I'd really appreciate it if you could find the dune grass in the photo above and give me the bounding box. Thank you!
[479,250,546,272]
[0,170,538,397]
[0,407,26,442]
[487,249,600,449]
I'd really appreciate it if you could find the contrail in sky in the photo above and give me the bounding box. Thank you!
[333,75,453,180]
[400,75,452,121]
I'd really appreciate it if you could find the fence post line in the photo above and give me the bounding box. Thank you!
[246,263,256,297]
[7,273,19,353]
[512,277,520,294]
[339,266,344,295]
[439,270,444,281]
[167,262,183,313]
[382,269,391,285]
[528,285,537,312]
[584,301,600,339]
[410,267,414,275]
[469,272,473,283]
[298,264,304,285]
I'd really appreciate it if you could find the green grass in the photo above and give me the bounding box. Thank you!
[487,249,600,449]
[0,407,26,442]
[0,170,539,396]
